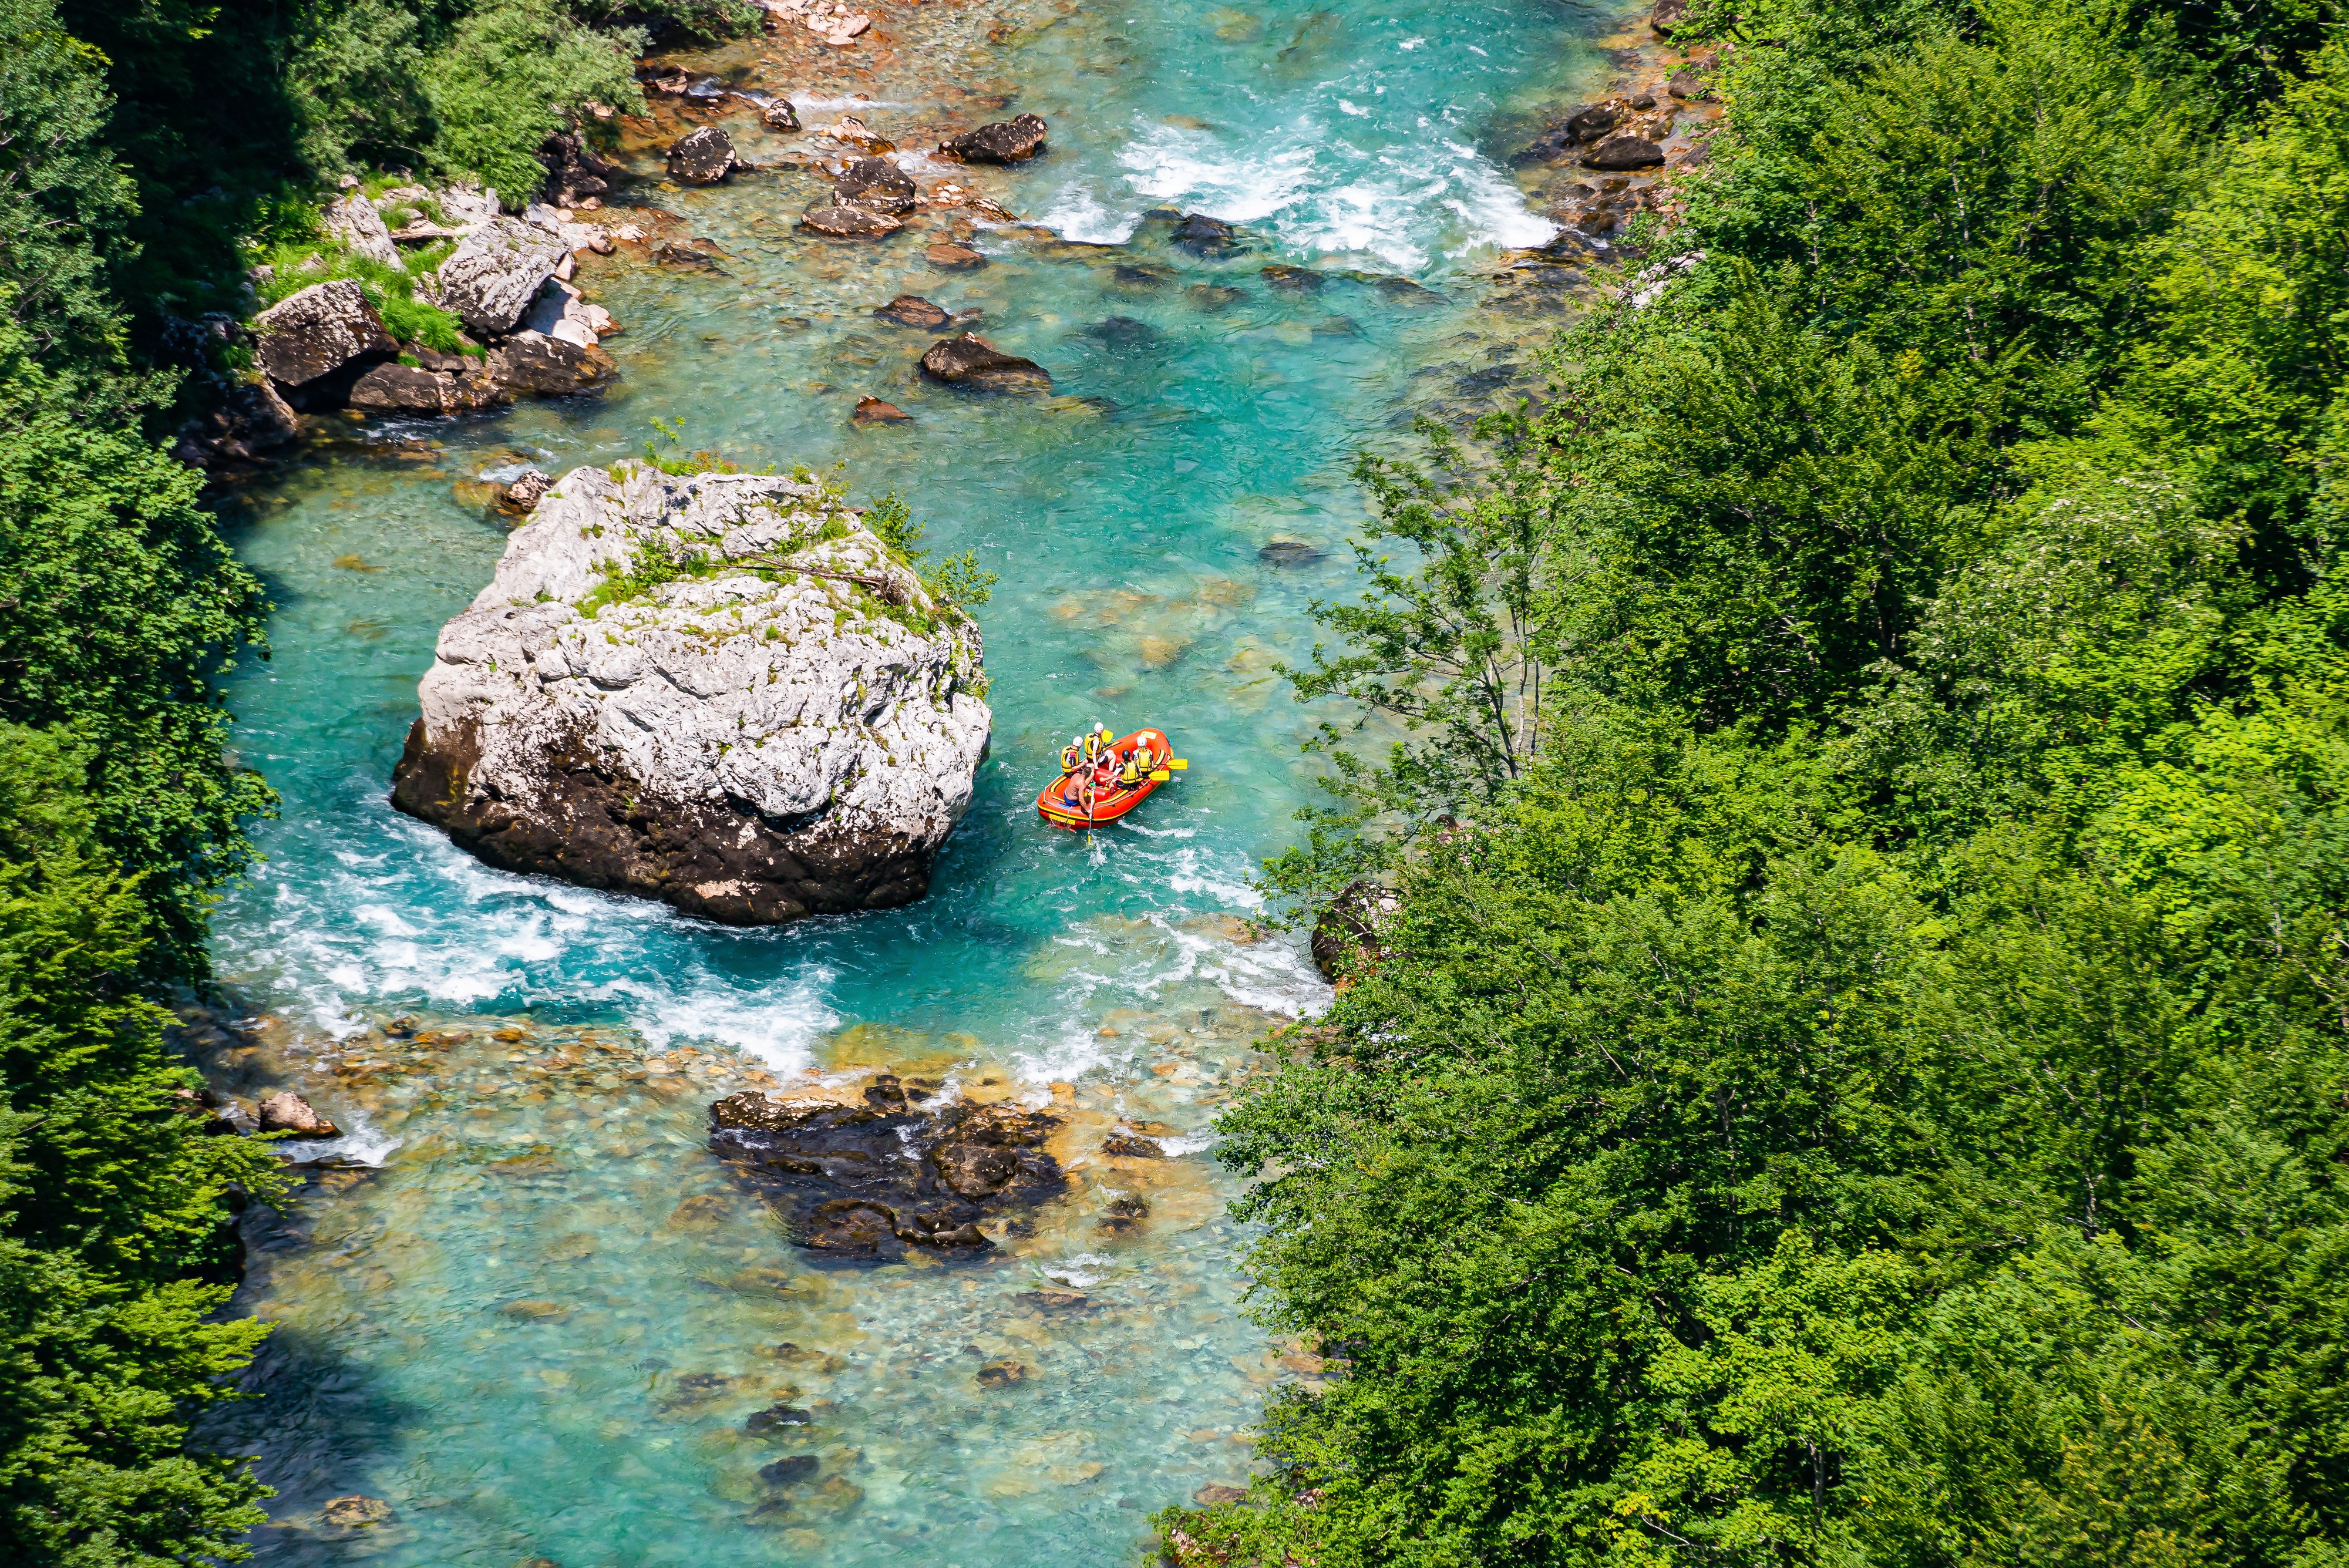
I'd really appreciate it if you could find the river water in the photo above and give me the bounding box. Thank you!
[198,2,1641,1563]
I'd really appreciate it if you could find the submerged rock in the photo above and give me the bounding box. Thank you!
[920,333,1051,391]
[1172,213,1240,254]
[389,466,991,926]
[873,294,950,328]
[800,201,904,238]
[321,1496,393,1529]
[253,280,397,395]
[667,126,739,185]
[937,113,1049,164]
[852,396,912,423]
[709,1077,1065,1260]
[926,241,987,269]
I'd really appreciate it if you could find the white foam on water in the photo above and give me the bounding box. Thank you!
[276,1113,403,1169]
[1038,181,1142,245]
[1108,114,1553,272]
[221,801,837,1071]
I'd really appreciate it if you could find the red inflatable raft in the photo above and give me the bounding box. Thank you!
[1036,728,1186,829]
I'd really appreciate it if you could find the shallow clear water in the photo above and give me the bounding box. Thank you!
[200,1,1631,1562]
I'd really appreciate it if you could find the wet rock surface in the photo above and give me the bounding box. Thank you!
[920,333,1051,391]
[833,157,916,214]
[709,1076,1066,1261]
[1171,213,1240,255]
[873,294,950,329]
[667,126,739,185]
[937,113,1049,164]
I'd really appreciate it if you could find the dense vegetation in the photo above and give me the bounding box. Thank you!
[1172,0,2349,1563]
[0,1,739,1561]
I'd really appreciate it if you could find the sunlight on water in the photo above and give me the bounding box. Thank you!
[198,0,1629,1562]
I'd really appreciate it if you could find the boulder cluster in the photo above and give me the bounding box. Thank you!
[709,1076,1066,1259]
[238,187,626,436]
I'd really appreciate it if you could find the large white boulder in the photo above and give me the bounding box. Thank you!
[390,466,992,926]
[432,216,568,335]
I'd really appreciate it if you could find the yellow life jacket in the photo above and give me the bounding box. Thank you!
[1061,743,1082,773]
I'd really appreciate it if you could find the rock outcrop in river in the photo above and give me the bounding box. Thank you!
[391,465,991,924]
[710,1075,1065,1259]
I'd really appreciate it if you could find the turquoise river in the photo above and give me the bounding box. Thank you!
[194,1,1658,1563]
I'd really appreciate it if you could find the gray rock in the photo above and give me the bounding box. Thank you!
[324,193,402,268]
[389,467,992,926]
[937,114,1048,164]
[434,218,570,335]
[667,126,738,185]
[253,280,397,391]
[763,97,802,131]
[1651,0,1690,33]
[504,468,554,511]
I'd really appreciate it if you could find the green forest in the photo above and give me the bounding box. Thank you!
[1163,0,2349,1563]
[0,2,746,1562]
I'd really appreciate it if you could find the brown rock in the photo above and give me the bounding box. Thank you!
[667,126,738,185]
[322,1496,393,1528]
[1172,213,1239,255]
[503,467,554,511]
[1194,1483,1250,1506]
[919,333,1051,391]
[762,97,801,131]
[799,202,904,238]
[1583,134,1667,171]
[937,113,1049,164]
[873,294,950,328]
[975,1359,1029,1387]
[853,396,912,423]
[258,1091,337,1137]
[1668,66,1711,100]
[499,1298,569,1321]
[1652,0,1690,33]
[485,335,617,397]
[926,241,987,268]
[1101,1130,1164,1158]
[347,362,510,416]
[834,156,917,214]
